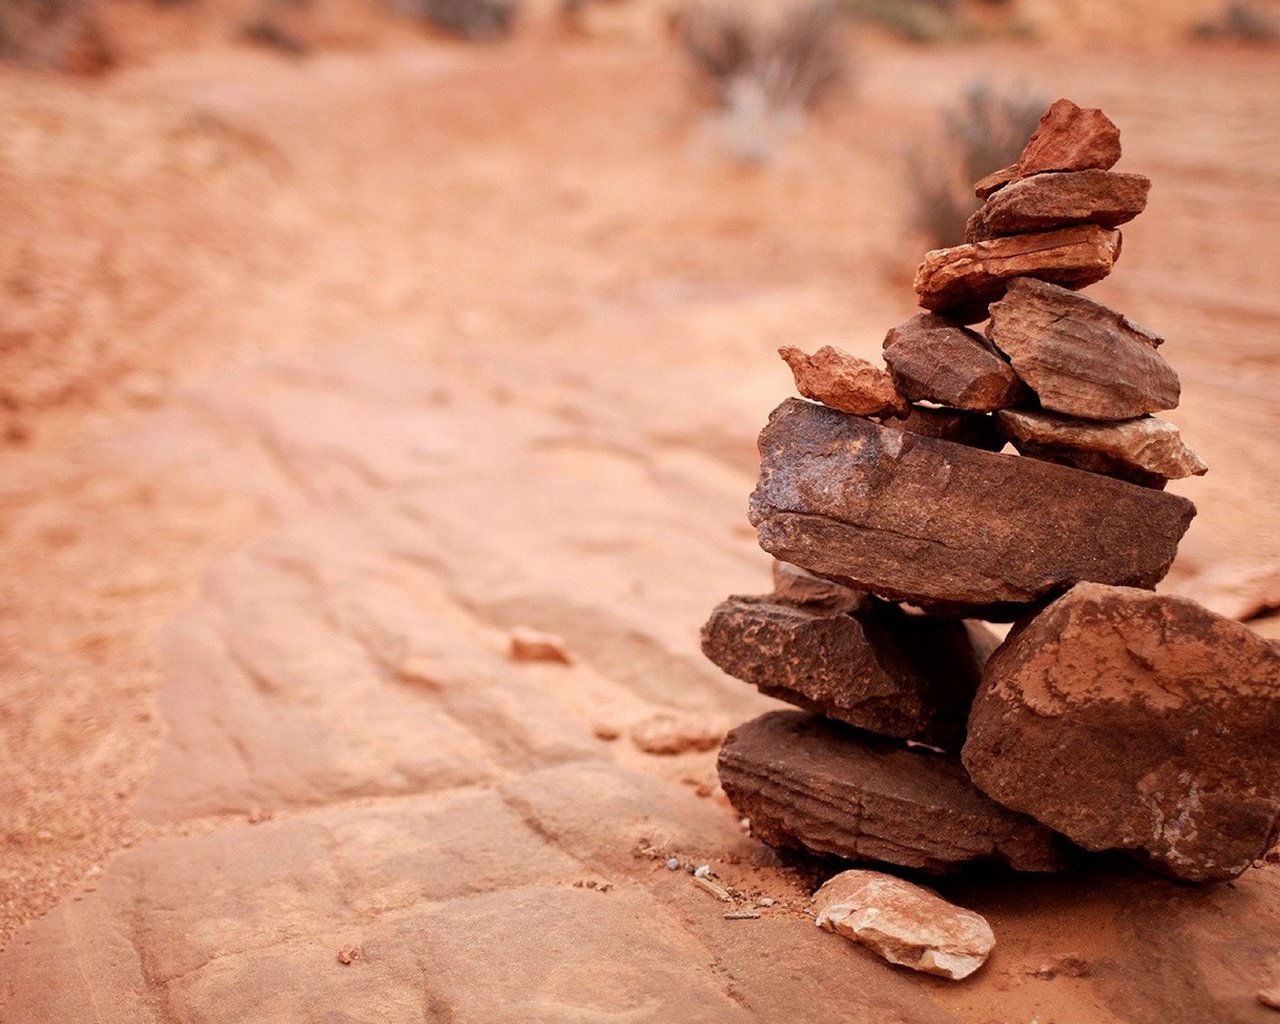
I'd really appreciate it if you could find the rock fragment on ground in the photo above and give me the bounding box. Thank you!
[749,398,1195,618]
[988,277,1180,420]
[779,345,908,417]
[508,626,574,664]
[771,559,869,613]
[882,313,1026,412]
[629,711,724,755]
[1015,98,1122,177]
[701,594,989,751]
[812,869,996,980]
[965,170,1150,241]
[963,582,1280,882]
[913,225,1122,321]
[718,710,1067,872]
[996,409,1207,487]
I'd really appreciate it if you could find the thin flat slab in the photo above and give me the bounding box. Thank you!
[988,277,1179,420]
[771,559,869,613]
[718,711,1067,873]
[883,312,1026,412]
[749,399,1196,619]
[965,170,1150,242]
[963,583,1280,883]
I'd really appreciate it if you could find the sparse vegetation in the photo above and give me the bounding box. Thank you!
[0,0,111,71]
[841,0,966,42]
[384,0,517,40]
[904,82,1046,249]
[1192,1,1280,42]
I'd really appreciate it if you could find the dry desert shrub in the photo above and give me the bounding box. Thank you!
[0,0,112,70]
[840,0,963,41]
[1192,1,1280,42]
[384,0,517,39]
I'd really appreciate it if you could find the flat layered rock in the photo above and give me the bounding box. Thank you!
[1016,99,1122,177]
[914,225,1122,322]
[883,313,1026,412]
[718,711,1067,873]
[965,170,1150,242]
[779,345,908,418]
[996,409,1208,488]
[701,595,988,751]
[988,278,1179,420]
[813,870,996,980]
[974,162,1019,199]
[749,399,1195,619]
[879,405,1005,452]
[963,583,1280,883]
[771,559,869,613]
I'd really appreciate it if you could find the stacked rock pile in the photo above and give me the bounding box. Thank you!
[702,99,1280,885]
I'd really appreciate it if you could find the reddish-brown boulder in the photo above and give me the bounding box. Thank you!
[718,711,1068,873]
[1016,99,1122,177]
[749,399,1195,619]
[965,170,1150,242]
[883,313,1026,412]
[963,583,1280,882]
[988,278,1179,420]
[779,345,908,418]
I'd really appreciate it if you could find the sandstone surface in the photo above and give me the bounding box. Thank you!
[965,170,1150,241]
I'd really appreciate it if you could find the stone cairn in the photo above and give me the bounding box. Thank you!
[702,99,1280,885]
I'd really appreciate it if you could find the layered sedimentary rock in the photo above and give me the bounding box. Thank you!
[965,170,1150,241]
[1015,99,1122,177]
[749,399,1195,618]
[718,711,1067,872]
[963,583,1280,882]
[882,313,1025,412]
[779,345,908,418]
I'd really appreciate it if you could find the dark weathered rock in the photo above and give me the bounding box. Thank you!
[988,278,1179,420]
[996,409,1208,488]
[749,399,1196,619]
[963,583,1280,883]
[913,225,1122,322]
[701,595,989,751]
[779,345,908,418]
[883,313,1026,412]
[718,711,1067,873]
[965,170,1150,242]
[771,560,868,613]
[879,405,1005,452]
[1016,99,1122,177]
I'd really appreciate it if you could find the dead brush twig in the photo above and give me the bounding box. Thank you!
[1193,1,1280,42]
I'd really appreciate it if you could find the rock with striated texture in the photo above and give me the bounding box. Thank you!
[879,405,1006,452]
[771,560,869,613]
[701,595,992,751]
[719,711,1067,873]
[1016,99,1122,177]
[996,409,1208,488]
[965,170,1150,242]
[882,313,1026,412]
[779,345,908,417]
[914,225,1122,322]
[749,399,1196,619]
[974,162,1020,199]
[962,582,1280,883]
[988,277,1179,420]
[812,869,996,980]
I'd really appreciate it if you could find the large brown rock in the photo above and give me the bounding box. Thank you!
[996,409,1208,488]
[882,313,1026,412]
[749,399,1196,619]
[988,277,1180,420]
[913,225,1122,322]
[718,711,1068,873]
[701,595,991,751]
[963,583,1280,883]
[965,170,1150,242]
[1016,99,1122,177]
[779,344,908,418]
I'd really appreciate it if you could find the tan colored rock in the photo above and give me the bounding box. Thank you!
[963,583,1280,882]
[913,225,1122,322]
[812,870,996,980]
[996,409,1208,488]
[988,277,1179,420]
[965,170,1150,242]
[882,313,1026,412]
[771,559,869,613]
[779,345,908,417]
[1016,99,1122,177]
[509,626,574,664]
[629,711,724,755]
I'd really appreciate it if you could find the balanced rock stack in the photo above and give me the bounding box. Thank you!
[703,99,1280,885]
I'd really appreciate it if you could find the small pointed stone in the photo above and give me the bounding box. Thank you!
[965,170,1150,242]
[883,313,1026,412]
[770,560,869,614]
[779,345,908,418]
[1016,98,1122,177]
[974,162,1020,199]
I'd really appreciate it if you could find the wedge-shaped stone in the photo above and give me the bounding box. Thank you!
[749,399,1195,619]
[965,170,1150,242]
[771,560,869,613]
[883,313,1026,412]
[779,345,908,417]
[1016,98,1122,177]
[963,583,1280,883]
[718,711,1067,873]
[914,225,1121,322]
[996,409,1208,488]
[701,595,991,751]
[988,278,1179,420]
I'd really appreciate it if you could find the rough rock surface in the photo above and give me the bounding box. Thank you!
[701,595,990,751]
[1015,99,1122,177]
[779,345,908,417]
[996,409,1208,487]
[812,870,996,980]
[883,313,1026,412]
[988,277,1180,420]
[965,170,1150,241]
[963,583,1280,882]
[749,399,1196,619]
[879,405,1006,452]
[914,225,1122,321]
[771,559,869,613]
[718,711,1067,872]
[974,162,1019,199]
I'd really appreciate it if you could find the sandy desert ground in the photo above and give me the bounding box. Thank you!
[1,6,1279,1021]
